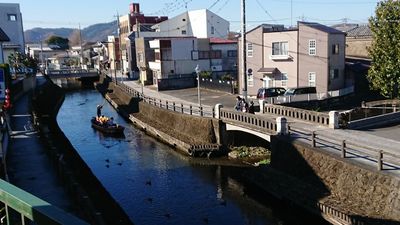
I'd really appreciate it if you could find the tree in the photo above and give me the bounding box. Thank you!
[368,0,400,98]
[46,35,69,50]
[69,29,81,47]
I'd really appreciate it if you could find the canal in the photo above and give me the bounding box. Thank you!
[57,89,329,225]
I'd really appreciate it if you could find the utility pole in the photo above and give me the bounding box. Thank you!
[241,0,247,101]
[291,0,293,27]
[79,23,83,69]
[114,12,120,84]
[136,17,144,96]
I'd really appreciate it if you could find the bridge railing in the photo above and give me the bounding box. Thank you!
[0,179,88,225]
[264,104,330,126]
[288,126,400,171]
[220,108,277,133]
[113,77,215,118]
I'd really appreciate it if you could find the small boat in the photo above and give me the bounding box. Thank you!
[91,117,125,135]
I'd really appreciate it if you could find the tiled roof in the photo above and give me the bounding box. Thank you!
[0,28,10,42]
[300,22,344,34]
[346,25,372,38]
[209,37,237,44]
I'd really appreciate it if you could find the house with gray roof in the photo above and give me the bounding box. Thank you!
[238,21,346,96]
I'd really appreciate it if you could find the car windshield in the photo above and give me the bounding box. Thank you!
[285,88,295,95]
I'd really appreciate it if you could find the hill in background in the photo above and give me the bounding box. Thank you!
[24,21,117,44]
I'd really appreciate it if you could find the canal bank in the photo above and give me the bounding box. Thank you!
[30,78,132,225]
[98,74,400,225]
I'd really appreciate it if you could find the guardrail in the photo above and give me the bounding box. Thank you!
[288,126,400,171]
[265,86,354,104]
[111,76,215,118]
[0,179,88,225]
[220,108,277,133]
[264,104,330,126]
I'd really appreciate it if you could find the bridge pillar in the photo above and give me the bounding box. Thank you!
[258,100,265,113]
[329,111,339,129]
[214,104,223,119]
[276,117,288,135]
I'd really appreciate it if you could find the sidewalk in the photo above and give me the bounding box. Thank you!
[6,81,75,213]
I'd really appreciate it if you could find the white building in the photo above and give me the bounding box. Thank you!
[152,9,229,39]
[0,3,25,62]
[148,37,210,82]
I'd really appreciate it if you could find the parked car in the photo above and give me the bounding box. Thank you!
[284,86,316,96]
[256,87,286,99]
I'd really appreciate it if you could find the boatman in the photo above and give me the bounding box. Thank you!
[97,104,103,117]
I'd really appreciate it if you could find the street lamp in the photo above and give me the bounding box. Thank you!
[195,64,201,107]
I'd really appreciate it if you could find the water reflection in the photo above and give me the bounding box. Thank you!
[57,90,328,225]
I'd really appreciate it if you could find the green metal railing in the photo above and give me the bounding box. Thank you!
[0,179,88,225]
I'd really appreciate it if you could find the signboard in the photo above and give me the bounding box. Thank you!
[0,68,4,101]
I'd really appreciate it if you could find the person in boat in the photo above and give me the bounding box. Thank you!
[97,105,103,117]
[106,117,115,127]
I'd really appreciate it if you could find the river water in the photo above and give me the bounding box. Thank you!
[57,90,328,225]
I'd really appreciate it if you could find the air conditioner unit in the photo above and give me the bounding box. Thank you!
[211,65,222,71]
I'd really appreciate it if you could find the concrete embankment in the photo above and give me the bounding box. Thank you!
[96,75,221,157]
[243,136,400,225]
[31,79,132,225]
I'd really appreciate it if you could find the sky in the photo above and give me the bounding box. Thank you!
[3,0,381,31]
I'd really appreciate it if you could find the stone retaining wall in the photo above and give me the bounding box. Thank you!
[269,136,400,224]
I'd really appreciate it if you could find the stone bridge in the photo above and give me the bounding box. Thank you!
[45,69,99,79]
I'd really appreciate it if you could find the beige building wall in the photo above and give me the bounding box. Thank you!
[328,33,346,90]
[263,30,298,89]
[238,26,264,96]
[298,23,329,93]
[346,38,371,58]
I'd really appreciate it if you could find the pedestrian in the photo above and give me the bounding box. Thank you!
[234,96,242,111]
[97,104,103,117]
[241,99,249,112]
[248,101,255,114]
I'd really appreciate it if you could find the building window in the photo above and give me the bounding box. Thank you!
[309,39,316,55]
[246,43,253,57]
[211,26,215,34]
[210,50,222,59]
[272,42,288,56]
[181,30,187,35]
[308,72,316,87]
[227,50,237,57]
[8,14,17,21]
[332,44,339,55]
[281,73,288,87]
[330,69,339,79]
[198,51,209,59]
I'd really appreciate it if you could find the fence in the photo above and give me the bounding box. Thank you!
[264,104,330,126]
[265,86,354,104]
[288,126,400,171]
[0,179,88,225]
[200,78,235,94]
[109,75,215,118]
[220,108,277,133]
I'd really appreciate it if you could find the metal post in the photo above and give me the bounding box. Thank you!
[200,106,203,117]
[241,0,247,101]
[311,131,316,147]
[195,65,201,107]
[341,140,346,158]
[377,150,383,171]
[181,103,184,114]
[166,101,169,110]
[190,105,193,115]
[173,102,176,111]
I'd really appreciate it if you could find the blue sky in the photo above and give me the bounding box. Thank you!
[5,0,380,31]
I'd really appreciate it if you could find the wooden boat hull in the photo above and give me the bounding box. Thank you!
[91,118,125,135]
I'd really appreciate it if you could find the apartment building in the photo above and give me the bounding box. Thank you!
[239,22,345,96]
[0,28,10,63]
[152,9,229,39]
[0,3,25,62]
